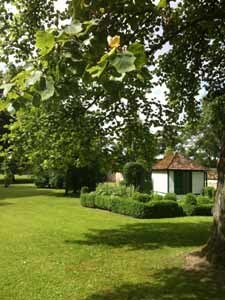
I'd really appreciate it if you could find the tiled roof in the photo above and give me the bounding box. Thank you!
[152,153,207,171]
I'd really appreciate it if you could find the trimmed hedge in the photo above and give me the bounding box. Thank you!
[147,200,183,218]
[81,193,183,219]
[111,198,150,218]
[95,195,117,211]
[193,204,213,216]
[80,192,96,208]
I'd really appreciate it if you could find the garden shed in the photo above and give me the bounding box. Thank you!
[152,153,207,195]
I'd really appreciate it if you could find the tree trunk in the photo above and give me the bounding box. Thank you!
[203,143,225,265]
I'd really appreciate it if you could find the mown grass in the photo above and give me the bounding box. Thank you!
[0,184,224,300]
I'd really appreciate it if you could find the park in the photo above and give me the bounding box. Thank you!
[0,0,225,299]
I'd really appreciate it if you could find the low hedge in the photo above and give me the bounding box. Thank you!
[111,198,150,218]
[80,192,96,208]
[147,200,183,218]
[81,193,183,219]
[193,204,213,216]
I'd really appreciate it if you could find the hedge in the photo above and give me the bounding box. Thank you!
[80,192,96,208]
[111,198,150,218]
[81,193,183,219]
[132,192,152,203]
[193,204,213,216]
[147,200,183,218]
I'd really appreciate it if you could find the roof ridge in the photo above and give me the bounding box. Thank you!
[167,153,177,169]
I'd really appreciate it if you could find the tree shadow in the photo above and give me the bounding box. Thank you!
[65,220,212,250]
[0,202,13,206]
[85,266,225,300]
[0,184,65,200]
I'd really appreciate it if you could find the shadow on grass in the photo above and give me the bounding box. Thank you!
[0,202,13,206]
[0,184,65,200]
[65,220,212,250]
[85,266,225,300]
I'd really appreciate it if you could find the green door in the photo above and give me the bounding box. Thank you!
[174,171,192,194]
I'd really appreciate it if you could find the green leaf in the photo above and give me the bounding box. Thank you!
[0,83,15,97]
[36,31,55,56]
[39,77,55,100]
[128,42,146,70]
[157,0,167,9]
[26,70,42,87]
[86,62,107,78]
[110,51,136,74]
[64,20,83,36]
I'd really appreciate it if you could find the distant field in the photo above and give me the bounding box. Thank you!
[0,174,33,184]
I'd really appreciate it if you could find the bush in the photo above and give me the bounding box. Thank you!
[164,193,177,201]
[132,192,152,203]
[94,195,117,211]
[96,182,135,197]
[196,195,213,205]
[80,192,96,208]
[193,204,213,216]
[152,193,164,201]
[147,200,183,218]
[202,186,216,199]
[111,198,150,218]
[123,162,147,191]
[49,173,65,189]
[33,173,49,188]
[80,186,89,194]
[184,193,197,205]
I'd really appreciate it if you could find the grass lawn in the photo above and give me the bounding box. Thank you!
[0,184,224,300]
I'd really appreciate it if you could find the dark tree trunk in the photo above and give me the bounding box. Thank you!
[203,143,225,265]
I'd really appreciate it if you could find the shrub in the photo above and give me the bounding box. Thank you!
[147,200,183,218]
[80,186,89,194]
[33,173,49,188]
[202,186,216,199]
[179,193,197,216]
[80,192,96,208]
[132,192,152,203]
[96,182,135,197]
[152,194,164,201]
[184,193,197,205]
[164,193,177,201]
[193,204,213,216]
[111,198,150,218]
[123,162,146,191]
[94,195,118,211]
[196,195,213,205]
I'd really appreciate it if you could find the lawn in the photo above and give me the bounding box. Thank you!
[0,184,224,300]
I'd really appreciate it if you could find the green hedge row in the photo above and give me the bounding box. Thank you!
[80,193,182,219]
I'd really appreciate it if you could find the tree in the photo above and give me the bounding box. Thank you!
[1,0,225,265]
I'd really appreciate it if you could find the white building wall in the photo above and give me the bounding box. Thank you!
[168,171,174,193]
[152,171,168,194]
[192,172,205,194]
[208,179,217,189]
